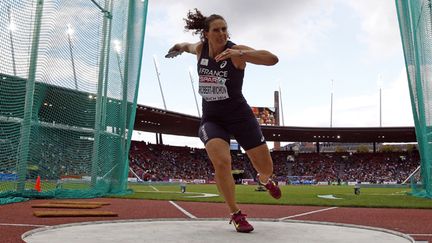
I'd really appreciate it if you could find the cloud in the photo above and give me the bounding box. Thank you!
[147,1,336,58]
[342,0,402,60]
[132,131,203,148]
[381,68,414,126]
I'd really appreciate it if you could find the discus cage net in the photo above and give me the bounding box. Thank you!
[396,0,432,198]
[0,0,148,204]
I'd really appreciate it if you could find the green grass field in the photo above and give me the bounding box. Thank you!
[2,182,431,208]
[111,183,432,209]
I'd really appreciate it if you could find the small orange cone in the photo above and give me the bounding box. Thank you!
[35,176,41,192]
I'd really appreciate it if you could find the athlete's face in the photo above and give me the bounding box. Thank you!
[205,19,228,47]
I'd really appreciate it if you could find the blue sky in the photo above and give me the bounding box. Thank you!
[133,0,413,148]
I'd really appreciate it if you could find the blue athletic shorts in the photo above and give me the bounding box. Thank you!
[198,116,266,151]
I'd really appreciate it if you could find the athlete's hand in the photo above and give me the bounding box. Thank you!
[165,44,183,58]
[215,48,236,62]
[215,48,245,62]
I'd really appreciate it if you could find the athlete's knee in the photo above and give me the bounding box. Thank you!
[208,152,231,171]
[205,139,231,171]
[211,159,231,172]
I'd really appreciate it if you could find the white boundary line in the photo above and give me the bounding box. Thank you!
[409,233,432,236]
[0,223,48,227]
[278,207,339,221]
[133,190,219,198]
[149,185,159,191]
[168,201,197,219]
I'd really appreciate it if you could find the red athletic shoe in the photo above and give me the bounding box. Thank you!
[263,179,282,199]
[257,174,282,199]
[229,211,254,233]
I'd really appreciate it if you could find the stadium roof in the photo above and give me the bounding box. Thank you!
[134,104,417,143]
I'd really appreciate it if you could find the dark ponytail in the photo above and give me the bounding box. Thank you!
[184,8,225,42]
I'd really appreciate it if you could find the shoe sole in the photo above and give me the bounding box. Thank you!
[236,228,254,233]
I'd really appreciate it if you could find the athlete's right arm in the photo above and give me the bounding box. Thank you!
[167,42,202,57]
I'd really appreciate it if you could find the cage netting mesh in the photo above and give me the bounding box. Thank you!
[396,0,432,198]
[0,0,148,204]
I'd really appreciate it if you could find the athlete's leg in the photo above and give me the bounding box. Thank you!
[205,138,239,213]
[230,117,281,199]
[246,143,281,199]
[246,143,273,184]
[199,122,239,213]
[229,117,273,183]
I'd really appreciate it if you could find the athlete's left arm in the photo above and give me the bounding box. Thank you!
[215,45,278,67]
[236,45,278,66]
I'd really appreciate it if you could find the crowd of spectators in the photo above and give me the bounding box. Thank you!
[129,142,213,181]
[3,135,419,184]
[290,152,419,183]
[129,141,420,184]
[32,137,92,179]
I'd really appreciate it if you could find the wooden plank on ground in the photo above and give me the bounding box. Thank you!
[32,204,101,209]
[47,200,111,206]
[33,210,118,217]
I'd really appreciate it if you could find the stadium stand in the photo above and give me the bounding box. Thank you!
[128,141,420,185]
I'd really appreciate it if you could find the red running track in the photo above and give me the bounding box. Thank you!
[0,198,431,243]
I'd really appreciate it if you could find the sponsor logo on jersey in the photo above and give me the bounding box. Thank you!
[220,60,227,69]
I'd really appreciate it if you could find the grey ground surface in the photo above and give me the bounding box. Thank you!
[23,219,414,243]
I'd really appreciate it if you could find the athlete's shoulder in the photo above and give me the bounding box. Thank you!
[195,41,205,57]
[231,44,254,51]
[196,41,204,50]
[226,40,237,48]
